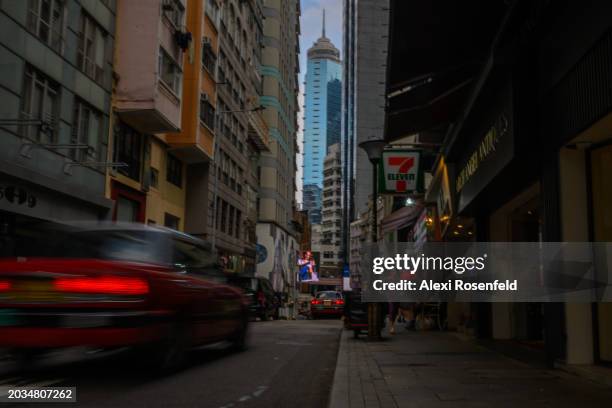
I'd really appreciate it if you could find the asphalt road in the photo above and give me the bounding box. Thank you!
[0,319,342,408]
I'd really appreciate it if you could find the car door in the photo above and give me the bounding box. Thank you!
[171,238,222,343]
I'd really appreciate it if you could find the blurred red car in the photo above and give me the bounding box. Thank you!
[0,223,249,370]
[310,291,344,319]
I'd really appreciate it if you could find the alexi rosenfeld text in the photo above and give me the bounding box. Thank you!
[370,254,518,292]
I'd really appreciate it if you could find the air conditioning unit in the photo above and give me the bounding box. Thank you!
[201,93,210,103]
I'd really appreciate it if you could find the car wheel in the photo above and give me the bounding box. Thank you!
[144,324,190,373]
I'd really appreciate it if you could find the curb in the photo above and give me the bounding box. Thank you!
[329,330,351,408]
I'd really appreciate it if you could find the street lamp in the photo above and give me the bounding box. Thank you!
[358,139,387,340]
[358,139,386,243]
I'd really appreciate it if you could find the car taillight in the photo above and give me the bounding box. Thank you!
[54,276,149,295]
[0,280,11,292]
[311,299,322,305]
[334,299,344,305]
[257,291,265,304]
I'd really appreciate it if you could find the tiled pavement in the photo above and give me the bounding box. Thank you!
[329,324,612,408]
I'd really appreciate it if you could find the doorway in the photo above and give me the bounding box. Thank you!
[589,142,612,363]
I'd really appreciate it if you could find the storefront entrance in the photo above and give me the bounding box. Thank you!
[489,184,544,344]
[590,142,612,363]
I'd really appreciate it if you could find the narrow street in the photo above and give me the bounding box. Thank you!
[0,320,342,408]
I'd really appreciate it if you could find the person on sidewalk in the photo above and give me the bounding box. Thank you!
[388,302,399,334]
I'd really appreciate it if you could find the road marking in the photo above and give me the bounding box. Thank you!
[217,385,267,407]
[252,386,267,397]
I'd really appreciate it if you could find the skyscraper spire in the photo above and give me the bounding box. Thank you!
[322,9,326,38]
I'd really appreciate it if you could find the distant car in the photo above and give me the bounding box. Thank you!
[310,291,344,319]
[228,276,279,321]
[0,222,249,370]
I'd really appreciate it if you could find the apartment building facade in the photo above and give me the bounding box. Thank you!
[255,0,301,292]
[0,0,116,247]
[108,0,189,228]
[320,143,342,277]
[213,0,269,274]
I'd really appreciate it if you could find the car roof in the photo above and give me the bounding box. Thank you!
[53,221,211,249]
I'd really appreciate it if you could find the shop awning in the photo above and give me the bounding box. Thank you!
[381,203,424,235]
[385,0,509,141]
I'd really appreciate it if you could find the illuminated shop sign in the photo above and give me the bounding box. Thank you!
[379,150,421,194]
[456,114,509,192]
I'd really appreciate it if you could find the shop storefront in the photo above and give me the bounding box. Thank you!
[0,174,112,257]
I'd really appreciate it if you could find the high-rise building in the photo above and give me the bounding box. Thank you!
[341,0,390,262]
[0,1,115,238]
[256,0,301,295]
[320,143,343,277]
[302,11,341,225]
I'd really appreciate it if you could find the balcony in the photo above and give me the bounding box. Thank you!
[164,0,215,163]
[114,0,186,134]
[247,110,270,152]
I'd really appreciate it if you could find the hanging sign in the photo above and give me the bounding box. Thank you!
[379,150,421,194]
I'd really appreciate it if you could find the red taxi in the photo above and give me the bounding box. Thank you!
[0,223,249,370]
[310,291,344,319]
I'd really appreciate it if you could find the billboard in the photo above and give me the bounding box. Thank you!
[298,250,319,282]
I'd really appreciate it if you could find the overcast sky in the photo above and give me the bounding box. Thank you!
[296,0,343,205]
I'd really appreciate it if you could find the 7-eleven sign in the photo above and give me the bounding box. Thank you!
[381,151,420,193]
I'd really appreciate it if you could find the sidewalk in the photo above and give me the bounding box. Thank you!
[329,324,612,408]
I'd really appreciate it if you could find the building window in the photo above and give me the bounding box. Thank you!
[20,66,60,143]
[200,95,216,130]
[206,0,219,25]
[228,206,234,236]
[27,0,64,52]
[113,120,142,181]
[202,40,217,74]
[150,167,159,188]
[162,0,185,28]
[71,99,103,161]
[164,213,180,231]
[235,210,241,239]
[159,47,182,95]
[77,12,107,84]
[166,153,183,187]
[116,196,141,222]
[220,200,228,233]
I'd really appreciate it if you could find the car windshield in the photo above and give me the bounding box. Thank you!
[316,292,341,299]
[172,238,217,270]
[1,223,168,266]
[51,230,169,265]
[230,278,258,292]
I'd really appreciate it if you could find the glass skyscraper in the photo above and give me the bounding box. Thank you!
[302,12,342,225]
